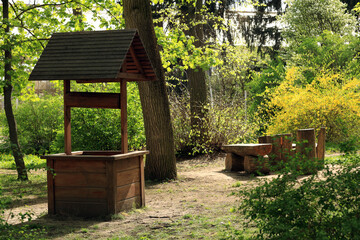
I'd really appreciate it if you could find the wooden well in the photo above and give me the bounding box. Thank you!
[29,30,155,217]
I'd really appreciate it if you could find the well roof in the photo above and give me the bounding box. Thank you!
[29,29,155,81]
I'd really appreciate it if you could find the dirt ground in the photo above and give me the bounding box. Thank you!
[3,154,291,239]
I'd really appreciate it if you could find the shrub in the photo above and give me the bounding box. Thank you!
[50,82,145,152]
[262,68,360,145]
[0,95,63,155]
[169,90,258,156]
[239,154,360,239]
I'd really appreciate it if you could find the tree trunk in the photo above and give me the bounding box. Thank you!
[2,0,28,180]
[123,0,177,180]
[185,0,208,148]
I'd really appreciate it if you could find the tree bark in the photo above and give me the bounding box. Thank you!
[123,0,177,180]
[2,0,28,180]
[184,0,208,148]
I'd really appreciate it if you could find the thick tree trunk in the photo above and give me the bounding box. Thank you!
[123,0,177,180]
[186,0,208,147]
[2,0,28,180]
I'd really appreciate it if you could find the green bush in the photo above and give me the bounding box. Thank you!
[169,90,257,156]
[1,82,145,155]
[239,154,360,239]
[0,95,63,155]
[50,82,145,152]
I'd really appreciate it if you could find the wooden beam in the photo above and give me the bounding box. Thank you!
[64,80,71,155]
[65,92,121,109]
[316,127,326,160]
[121,80,128,154]
[129,46,145,75]
[116,72,149,81]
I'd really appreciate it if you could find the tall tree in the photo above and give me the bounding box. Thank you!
[279,0,357,48]
[123,0,177,180]
[181,0,208,148]
[2,0,28,180]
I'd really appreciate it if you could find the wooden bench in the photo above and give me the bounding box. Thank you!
[222,143,272,174]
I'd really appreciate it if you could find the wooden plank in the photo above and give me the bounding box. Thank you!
[31,74,119,81]
[116,182,140,201]
[114,157,139,172]
[65,92,121,109]
[47,159,55,214]
[317,127,326,160]
[55,201,108,217]
[139,155,145,207]
[116,168,140,186]
[129,46,146,75]
[222,144,272,156]
[35,54,126,61]
[225,153,244,171]
[116,72,149,81]
[31,70,119,75]
[54,159,106,173]
[54,173,107,187]
[45,42,131,50]
[35,58,123,66]
[45,45,128,53]
[33,66,124,72]
[82,151,123,156]
[111,150,149,160]
[64,80,71,155]
[106,160,117,214]
[55,187,107,201]
[116,196,141,211]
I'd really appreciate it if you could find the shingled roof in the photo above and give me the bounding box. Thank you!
[29,29,156,81]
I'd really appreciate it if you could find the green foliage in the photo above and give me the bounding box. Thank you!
[154,1,224,74]
[214,46,261,101]
[50,82,145,152]
[279,0,357,48]
[247,57,285,132]
[0,0,123,96]
[0,154,45,170]
[0,82,145,154]
[239,154,360,239]
[0,95,62,155]
[169,90,257,156]
[288,31,360,82]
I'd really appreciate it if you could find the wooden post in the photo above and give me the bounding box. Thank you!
[139,155,145,207]
[296,128,316,174]
[121,80,128,154]
[281,133,293,162]
[46,159,55,214]
[225,153,244,171]
[64,80,71,155]
[317,127,326,160]
[296,128,316,158]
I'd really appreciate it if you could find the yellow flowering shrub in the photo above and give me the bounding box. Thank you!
[262,67,360,143]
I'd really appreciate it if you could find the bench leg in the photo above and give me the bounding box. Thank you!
[244,155,270,174]
[225,153,244,171]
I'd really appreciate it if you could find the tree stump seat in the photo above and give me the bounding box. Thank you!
[222,144,272,174]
